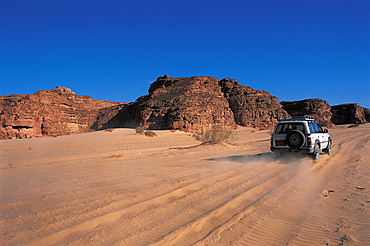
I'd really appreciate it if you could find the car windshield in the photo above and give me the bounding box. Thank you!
[275,123,305,134]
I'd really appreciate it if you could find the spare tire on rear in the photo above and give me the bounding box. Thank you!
[286,130,305,149]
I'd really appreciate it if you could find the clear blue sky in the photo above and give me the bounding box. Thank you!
[1,0,369,108]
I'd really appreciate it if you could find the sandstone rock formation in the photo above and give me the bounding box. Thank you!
[3,76,366,139]
[330,103,366,125]
[219,78,289,128]
[91,103,129,130]
[95,76,237,132]
[280,99,334,126]
[364,107,370,122]
[0,87,119,139]
[94,75,289,132]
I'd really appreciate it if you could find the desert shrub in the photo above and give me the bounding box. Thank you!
[193,125,235,144]
[105,128,114,132]
[110,154,124,159]
[348,121,361,128]
[144,130,157,137]
[135,126,146,134]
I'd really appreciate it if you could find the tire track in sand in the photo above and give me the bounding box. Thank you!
[24,158,283,245]
[149,161,308,246]
[200,127,370,245]
[106,161,290,245]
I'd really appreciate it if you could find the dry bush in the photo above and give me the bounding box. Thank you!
[105,128,114,132]
[109,154,124,159]
[135,126,146,135]
[144,130,157,137]
[135,126,157,137]
[193,125,235,144]
[348,121,361,128]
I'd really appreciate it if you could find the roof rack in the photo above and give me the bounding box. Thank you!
[278,115,315,122]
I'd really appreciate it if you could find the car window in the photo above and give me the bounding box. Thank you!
[308,123,315,133]
[275,123,305,134]
[308,122,323,133]
[317,123,324,132]
[314,123,319,133]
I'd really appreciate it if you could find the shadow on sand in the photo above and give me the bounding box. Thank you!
[206,152,309,164]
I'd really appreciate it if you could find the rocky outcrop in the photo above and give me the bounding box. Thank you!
[219,79,289,128]
[0,87,119,139]
[94,75,289,132]
[4,76,366,139]
[331,103,366,125]
[280,99,334,126]
[364,107,370,122]
[91,103,129,130]
[95,76,237,132]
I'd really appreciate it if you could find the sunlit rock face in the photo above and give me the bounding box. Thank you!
[94,75,289,132]
[0,87,119,139]
[6,76,365,139]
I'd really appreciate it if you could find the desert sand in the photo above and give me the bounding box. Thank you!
[1,124,369,245]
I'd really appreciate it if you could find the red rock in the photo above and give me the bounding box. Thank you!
[364,107,370,122]
[91,103,128,130]
[281,99,334,127]
[95,76,289,131]
[219,79,289,129]
[6,76,364,138]
[0,87,119,139]
[331,103,366,125]
[97,76,237,132]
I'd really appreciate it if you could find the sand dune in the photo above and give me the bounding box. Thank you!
[1,125,369,245]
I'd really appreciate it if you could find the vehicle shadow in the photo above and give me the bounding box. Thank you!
[206,152,308,164]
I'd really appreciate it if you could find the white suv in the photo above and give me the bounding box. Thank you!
[270,115,332,160]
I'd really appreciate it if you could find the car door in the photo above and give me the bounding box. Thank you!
[316,123,329,149]
[308,123,323,148]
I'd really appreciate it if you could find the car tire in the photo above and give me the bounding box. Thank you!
[286,130,305,149]
[312,143,320,160]
[324,140,332,155]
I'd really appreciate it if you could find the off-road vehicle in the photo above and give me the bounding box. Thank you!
[270,115,332,160]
